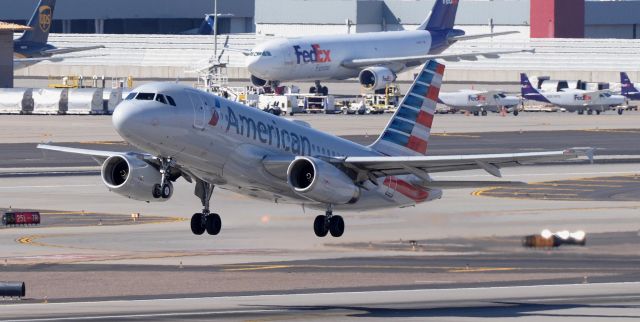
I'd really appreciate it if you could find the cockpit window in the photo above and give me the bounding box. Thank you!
[136,93,155,100]
[250,51,272,57]
[125,92,137,100]
[263,51,272,56]
[155,94,167,104]
[166,96,176,106]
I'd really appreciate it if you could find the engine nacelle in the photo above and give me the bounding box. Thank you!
[287,157,360,205]
[250,75,268,87]
[101,155,166,202]
[359,67,396,91]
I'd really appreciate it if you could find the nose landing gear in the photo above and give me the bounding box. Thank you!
[153,157,175,199]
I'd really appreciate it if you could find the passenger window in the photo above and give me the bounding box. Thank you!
[166,96,176,106]
[125,92,137,100]
[155,94,167,104]
[136,93,155,101]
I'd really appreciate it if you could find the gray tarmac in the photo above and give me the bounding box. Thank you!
[1,108,639,320]
[2,283,640,321]
[2,129,640,170]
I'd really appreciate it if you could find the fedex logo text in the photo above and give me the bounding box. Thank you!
[574,94,591,101]
[294,44,331,64]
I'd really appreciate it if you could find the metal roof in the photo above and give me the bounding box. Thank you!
[0,21,29,31]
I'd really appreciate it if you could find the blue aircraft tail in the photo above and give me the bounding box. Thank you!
[418,0,459,31]
[17,0,55,44]
[620,72,639,96]
[520,73,549,103]
[197,14,215,35]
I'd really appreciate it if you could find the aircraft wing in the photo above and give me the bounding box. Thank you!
[449,31,519,42]
[14,56,63,66]
[341,49,535,68]
[340,148,594,179]
[38,144,139,164]
[41,45,105,56]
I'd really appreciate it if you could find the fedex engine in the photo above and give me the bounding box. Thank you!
[101,155,167,202]
[359,67,397,91]
[287,157,360,205]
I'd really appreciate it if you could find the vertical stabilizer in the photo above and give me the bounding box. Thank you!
[621,72,639,97]
[520,73,550,103]
[370,60,445,157]
[417,0,459,31]
[17,0,56,44]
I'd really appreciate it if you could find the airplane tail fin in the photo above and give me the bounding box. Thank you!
[197,14,215,35]
[520,73,540,96]
[417,0,459,31]
[620,72,638,96]
[369,60,444,157]
[17,0,55,44]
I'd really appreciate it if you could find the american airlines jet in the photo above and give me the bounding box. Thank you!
[39,61,590,238]
[243,0,530,94]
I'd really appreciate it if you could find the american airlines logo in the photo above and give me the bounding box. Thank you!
[293,44,331,64]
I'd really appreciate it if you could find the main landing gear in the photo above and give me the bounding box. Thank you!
[152,157,174,199]
[190,180,222,236]
[313,206,344,238]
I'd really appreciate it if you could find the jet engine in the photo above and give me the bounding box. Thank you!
[250,75,268,87]
[358,67,396,91]
[101,155,167,202]
[287,157,360,205]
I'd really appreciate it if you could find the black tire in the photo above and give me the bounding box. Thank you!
[481,110,488,116]
[313,215,328,237]
[329,216,345,237]
[513,110,519,116]
[578,110,584,115]
[206,213,222,235]
[152,184,162,199]
[473,111,479,116]
[161,182,172,199]
[321,86,329,96]
[596,110,601,115]
[190,213,205,235]
[618,109,624,115]
[587,109,593,115]
[309,86,316,94]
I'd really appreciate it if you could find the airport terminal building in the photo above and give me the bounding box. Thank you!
[2,0,640,39]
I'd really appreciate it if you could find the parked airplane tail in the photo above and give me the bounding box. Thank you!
[418,0,459,31]
[197,14,215,35]
[620,72,639,96]
[370,60,444,157]
[520,73,549,102]
[17,0,55,44]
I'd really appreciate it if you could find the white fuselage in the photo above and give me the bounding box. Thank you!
[113,83,441,211]
[247,30,441,82]
[537,90,625,112]
[438,90,520,112]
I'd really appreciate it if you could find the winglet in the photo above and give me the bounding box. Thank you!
[564,147,595,164]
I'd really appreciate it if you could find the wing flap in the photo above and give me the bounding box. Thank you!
[341,49,534,69]
[41,45,105,56]
[344,148,593,178]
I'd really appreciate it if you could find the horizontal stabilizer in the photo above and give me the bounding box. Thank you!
[449,31,519,42]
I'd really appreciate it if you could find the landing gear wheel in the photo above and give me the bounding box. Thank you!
[578,110,584,115]
[473,111,479,116]
[152,184,162,199]
[161,182,173,199]
[481,110,488,116]
[618,108,624,115]
[313,215,329,237]
[513,109,519,116]
[206,213,222,235]
[190,213,206,235]
[329,215,345,237]
[596,110,601,115]
[587,109,593,115]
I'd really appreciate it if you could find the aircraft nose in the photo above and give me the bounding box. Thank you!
[112,100,147,140]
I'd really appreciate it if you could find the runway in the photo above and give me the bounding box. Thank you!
[2,283,640,321]
[2,129,640,170]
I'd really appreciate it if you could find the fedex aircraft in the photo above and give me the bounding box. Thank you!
[243,0,529,94]
[521,73,625,115]
[13,0,104,69]
[39,61,590,238]
[620,72,640,101]
[438,90,520,116]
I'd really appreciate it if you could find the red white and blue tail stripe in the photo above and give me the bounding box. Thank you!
[370,60,444,156]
